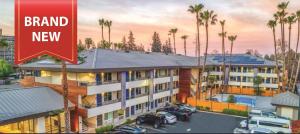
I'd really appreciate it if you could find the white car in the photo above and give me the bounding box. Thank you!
[178,104,197,113]
[234,127,274,133]
[157,111,177,124]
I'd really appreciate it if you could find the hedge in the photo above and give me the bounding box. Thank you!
[196,106,210,111]
[222,109,248,117]
[122,119,135,125]
[95,125,114,133]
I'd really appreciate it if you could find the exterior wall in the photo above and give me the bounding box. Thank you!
[178,69,192,103]
[37,117,46,133]
[277,106,299,120]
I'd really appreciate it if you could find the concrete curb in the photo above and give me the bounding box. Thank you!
[197,110,247,118]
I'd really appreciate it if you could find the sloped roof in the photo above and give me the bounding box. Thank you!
[271,91,299,107]
[20,49,278,71]
[0,87,73,124]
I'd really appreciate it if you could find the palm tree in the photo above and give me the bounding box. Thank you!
[292,10,300,92]
[286,14,297,90]
[99,18,105,42]
[104,20,112,49]
[169,28,178,54]
[188,4,204,62]
[0,39,8,60]
[181,35,188,56]
[207,74,217,100]
[219,20,227,93]
[267,20,281,93]
[228,35,237,86]
[200,10,217,94]
[276,2,289,90]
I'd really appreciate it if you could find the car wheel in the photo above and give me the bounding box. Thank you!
[136,119,141,125]
[164,119,168,124]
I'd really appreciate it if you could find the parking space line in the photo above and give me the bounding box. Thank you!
[143,126,167,133]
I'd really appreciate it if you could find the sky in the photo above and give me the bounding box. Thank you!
[1,0,300,56]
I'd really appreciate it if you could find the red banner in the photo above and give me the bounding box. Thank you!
[15,0,77,64]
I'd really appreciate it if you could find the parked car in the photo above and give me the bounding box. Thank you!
[156,111,177,124]
[113,125,146,133]
[136,113,165,128]
[176,103,197,113]
[249,110,290,120]
[157,106,190,121]
[241,116,291,133]
[233,127,274,133]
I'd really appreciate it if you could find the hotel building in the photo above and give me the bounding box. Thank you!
[18,49,281,132]
[0,29,15,63]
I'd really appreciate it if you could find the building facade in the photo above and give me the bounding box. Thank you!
[19,49,281,132]
[0,29,15,63]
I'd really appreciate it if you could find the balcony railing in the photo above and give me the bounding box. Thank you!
[130,93,148,99]
[155,88,169,93]
[102,99,121,106]
[80,99,121,109]
[127,77,149,82]
[78,80,121,87]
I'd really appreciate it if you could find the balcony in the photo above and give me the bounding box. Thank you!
[87,102,122,118]
[81,80,121,95]
[126,94,148,107]
[126,78,149,89]
[154,76,171,84]
[153,90,170,100]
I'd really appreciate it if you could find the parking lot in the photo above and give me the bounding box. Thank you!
[139,111,245,133]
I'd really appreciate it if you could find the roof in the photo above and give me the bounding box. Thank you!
[20,49,279,71]
[271,91,299,108]
[0,87,73,124]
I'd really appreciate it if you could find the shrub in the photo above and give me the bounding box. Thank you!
[222,109,248,117]
[123,119,135,125]
[196,106,210,111]
[95,125,114,133]
[227,95,235,103]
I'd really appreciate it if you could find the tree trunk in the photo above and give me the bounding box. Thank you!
[221,25,226,95]
[272,28,281,94]
[228,41,233,92]
[173,34,176,54]
[282,17,287,91]
[62,61,70,133]
[101,25,104,42]
[196,13,201,104]
[184,39,186,56]
[109,27,111,49]
[201,24,209,99]
[287,24,292,90]
[292,19,300,93]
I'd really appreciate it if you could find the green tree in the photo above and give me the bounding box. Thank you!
[162,40,172,54]
[169,28,178,54]
[104,20,112,48]
[0,39,8,60]
[84,38,93,49]
[98,40,111,49]
[0,59,13,79]
[253,76,264,96]
[181,35,188,56]
[127,31,137,51]
[207,75,216,100]
[151,32,162,52]
[227,95,235,103]
[99,18,106,42]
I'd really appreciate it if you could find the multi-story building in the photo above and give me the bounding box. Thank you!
[0,29,15,63]
[19,49,281,132]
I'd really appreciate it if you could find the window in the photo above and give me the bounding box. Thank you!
[135,71,142,79]
[266,78,271,83]
[97,115,102,126]
[104,112,113,121]
[259,121,289,128]
[249,120,257,125]
[136,104,142,111]
[135,88,142,95]
[242,77,247,82]
[104,92,112,101]
[104,73,112,82]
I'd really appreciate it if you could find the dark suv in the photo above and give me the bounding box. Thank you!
[157,106,190,121]
[136,113,165,128]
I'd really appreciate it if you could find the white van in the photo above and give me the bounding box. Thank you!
[248,116,291,133]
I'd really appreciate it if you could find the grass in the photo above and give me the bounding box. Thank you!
[95,125,114,133]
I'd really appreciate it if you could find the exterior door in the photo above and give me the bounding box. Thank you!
[96,94,102,107]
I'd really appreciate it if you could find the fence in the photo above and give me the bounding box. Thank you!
[186,97,247,112]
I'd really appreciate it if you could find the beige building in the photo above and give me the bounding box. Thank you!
[271,91,299,120]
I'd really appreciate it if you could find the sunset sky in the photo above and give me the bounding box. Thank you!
[1,0,300,56]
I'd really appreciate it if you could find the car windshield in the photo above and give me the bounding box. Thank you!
[165,113,173,117]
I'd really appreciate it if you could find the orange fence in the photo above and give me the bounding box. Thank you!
[226,87,278,97]
[187,97,247,112]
